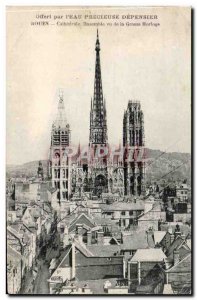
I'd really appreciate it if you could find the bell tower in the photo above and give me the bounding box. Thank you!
[48,91,71,202]
[123,101,146,197]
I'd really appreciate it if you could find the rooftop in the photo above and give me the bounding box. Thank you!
[130,248,166,262]
[100,201,144,212]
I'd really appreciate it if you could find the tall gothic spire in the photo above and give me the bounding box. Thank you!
[89,30,107,145]
[53,90,67,128]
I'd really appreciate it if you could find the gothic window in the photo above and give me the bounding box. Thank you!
[132,130,135,145]
[137,176,141,196]
[109,178,113,188]
[129,130,132,145]
[54,169,59,178]
[130,176,134,195]
[139,129,142,146]
[83,164,88,172]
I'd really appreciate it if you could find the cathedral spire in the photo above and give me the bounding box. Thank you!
[89,30,107,145]
[53,90,67,128]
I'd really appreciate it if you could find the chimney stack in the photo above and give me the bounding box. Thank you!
[164,258,171,270]
[173,249,180,265]
[97,231,104,245]
[87,231,92,245]
[174,224,181,239]
[170,234,174,244]
[76,224,83,243]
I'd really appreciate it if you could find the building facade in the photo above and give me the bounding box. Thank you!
[48,32,146,202]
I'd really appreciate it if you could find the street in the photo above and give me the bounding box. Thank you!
[33,260,50,294]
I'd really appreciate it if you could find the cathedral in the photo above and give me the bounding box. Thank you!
[48,31,146,203]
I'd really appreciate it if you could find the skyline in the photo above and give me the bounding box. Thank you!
[7,7,191,165]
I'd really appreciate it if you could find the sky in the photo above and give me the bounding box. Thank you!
[6,6,191,165]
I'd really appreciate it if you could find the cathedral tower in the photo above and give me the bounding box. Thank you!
[88,30,108,196]
[89,30,108,146]
[123,101,146,197]
[48,92,71,202]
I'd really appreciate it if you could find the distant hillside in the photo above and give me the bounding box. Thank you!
[145,149,191,184]
[6,160,48,178]
[6,149,191,184]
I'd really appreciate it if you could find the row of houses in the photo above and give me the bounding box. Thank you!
[47,210,191,294]
[6,178,192,295]
[7,201,54,294]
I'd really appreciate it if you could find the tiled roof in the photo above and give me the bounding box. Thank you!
[69,213,95,232]
[86,244,121,257]
[165,236,190,258]
[100,201,144,212]
[165,253,191,273]
[121,231,152,250]
[154,231,166,245]
[130,249,166,262]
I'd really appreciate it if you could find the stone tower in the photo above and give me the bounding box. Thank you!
[48,92,71,202]
[37,161,44,181]
[89,30,108,196]
[123,101,146,197]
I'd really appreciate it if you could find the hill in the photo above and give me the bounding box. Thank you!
[6,149,191,184]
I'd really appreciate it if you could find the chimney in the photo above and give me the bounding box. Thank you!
[170,234,174,244]
[87,231,92,245]
[164,258,172,270]
[76,224,83,243]
[97,231,104,245]
[146,228,154,246]
[173,249,180,265]
[174,224,181,239]
[174,230,181,240]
